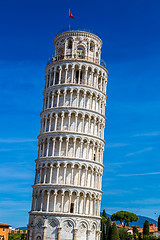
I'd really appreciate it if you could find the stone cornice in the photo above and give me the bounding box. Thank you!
[43,83,107,99]
[29,211,101,220]
[32,184,103,194]
[45,58,108,75]
[38,130,105,144]
[41,107,106,121]
[41,106,107,121]
[35,157,104,168]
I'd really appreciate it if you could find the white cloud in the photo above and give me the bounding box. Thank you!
[107,143,129,148]
[130,198,160,206]
[0,138,37,143]
[108,161,133,166]
[134,132,160,137]
[0,200,31,207]
[126,147,152,156]
[103,189,132,196]
[0,167,33,180]
[0,183,32,193]
[118,172,160,177]
[0,149,13,151]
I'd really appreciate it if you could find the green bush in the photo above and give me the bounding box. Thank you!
[143,236,158,240]
[8,233,27,240]
[119,228,129,240]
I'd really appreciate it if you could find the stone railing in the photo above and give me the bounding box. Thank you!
[56,27,101,38]
[47,55,106,68]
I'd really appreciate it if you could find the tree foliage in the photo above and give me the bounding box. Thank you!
[110,222,120,240]
[138,233,143,240]
[9,233,27,240]
[143,236,160,240]
[102,209,107,219]
[118,228,129,240]
[101,210,109,240]
[101,215,107,240]
[132,225,139,238]
[106,217,112,240]
[143,220,149,236]
[111,211,139,226]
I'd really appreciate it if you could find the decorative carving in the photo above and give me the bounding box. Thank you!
[63,221,73,232]
[91,224,96,231]
[75,37,80,41]
[36,220,43,229]
[49,220,57,228]
[79,223,87,233]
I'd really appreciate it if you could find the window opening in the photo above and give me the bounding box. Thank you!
[70,203,74,213]
[36,236,42,240]
[68,40,72,49]
[37,172,40,183]
[80,71,83,84]
[90,42,95,52]
[55,72,59,84]
[76,70,79,83]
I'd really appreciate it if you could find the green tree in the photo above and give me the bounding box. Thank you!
[110,222,120,240]
[138,232,143,240]
[102,209,107,219]
[101,218,103,240]
[106,217,112,240]
[158,215,160,231]
[101,215,107,240]
[101,209,108,239]
[132,226,139,239]
[143,220,149,236]
[111,211,139,226]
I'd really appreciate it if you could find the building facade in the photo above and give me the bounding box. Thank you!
[28,29,108,240]
[0,223,12,240]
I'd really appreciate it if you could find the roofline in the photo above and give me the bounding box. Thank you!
[0,223,12,227]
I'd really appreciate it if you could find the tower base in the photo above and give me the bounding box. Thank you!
[28,212,101,240]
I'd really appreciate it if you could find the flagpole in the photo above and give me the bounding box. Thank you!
[69,9,70,31]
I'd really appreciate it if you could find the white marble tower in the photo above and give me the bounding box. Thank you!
[28,29,108,240]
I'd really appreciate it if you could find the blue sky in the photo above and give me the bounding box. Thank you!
[0,0,160,227]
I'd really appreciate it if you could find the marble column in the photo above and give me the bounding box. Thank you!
[49,166,53,184]
[73,229,78,240]
[57,228,61,240]
[46,192,50,212]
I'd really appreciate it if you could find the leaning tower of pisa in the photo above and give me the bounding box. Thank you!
[28,29,108,240]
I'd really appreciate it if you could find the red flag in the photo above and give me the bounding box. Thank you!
[69,9,74,19]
